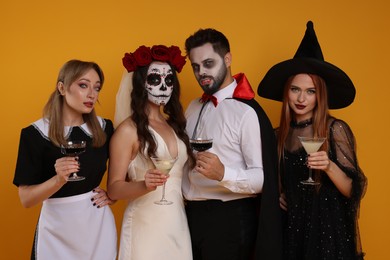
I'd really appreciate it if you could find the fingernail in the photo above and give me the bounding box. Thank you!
[93,203,96,206]
[91,198,94,201]
[97,205,100,208]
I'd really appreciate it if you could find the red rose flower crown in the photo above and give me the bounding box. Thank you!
[122,45,186,73]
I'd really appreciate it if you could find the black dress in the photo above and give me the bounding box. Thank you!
[280,117,367,260]
[13,117,113,197]
[13,117,116,259]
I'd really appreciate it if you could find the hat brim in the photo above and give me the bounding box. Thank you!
[257,58,356,109]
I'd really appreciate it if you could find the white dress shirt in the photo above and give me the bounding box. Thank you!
[183,79,264,201]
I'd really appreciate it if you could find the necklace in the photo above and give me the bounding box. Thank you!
[290,118,313,128]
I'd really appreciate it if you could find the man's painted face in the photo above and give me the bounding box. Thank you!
[189,43,228,95]
[145,62,174,105]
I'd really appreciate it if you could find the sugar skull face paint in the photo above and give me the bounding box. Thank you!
[145,62,174,106]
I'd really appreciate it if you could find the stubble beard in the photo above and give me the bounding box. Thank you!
[199,65,227,95]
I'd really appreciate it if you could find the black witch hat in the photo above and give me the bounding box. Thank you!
[257,21,355,109]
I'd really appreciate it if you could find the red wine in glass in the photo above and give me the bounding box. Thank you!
[190,139,213,152]
[60,140,86,181]
[63,147,85,155]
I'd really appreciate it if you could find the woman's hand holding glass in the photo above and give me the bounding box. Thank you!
[144,168,169,191]
[306,151,331,172]
[54,156,80,184]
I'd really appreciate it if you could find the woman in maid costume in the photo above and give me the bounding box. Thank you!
[13,60,117,260]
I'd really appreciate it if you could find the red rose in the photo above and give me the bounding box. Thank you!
[169,46,186,73]
[151,45,170,62]
[122,53,137,72]
[133,45,152,66]
[122,45,186,73]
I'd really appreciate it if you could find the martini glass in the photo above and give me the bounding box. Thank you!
[60,140,86,181]
[150,156,177,205]
[298,136,326,185]
[189,138,213,152]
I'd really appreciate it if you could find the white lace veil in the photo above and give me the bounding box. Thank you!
[114,70,134,128]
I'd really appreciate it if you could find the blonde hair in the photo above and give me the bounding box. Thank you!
[43,60,106,147]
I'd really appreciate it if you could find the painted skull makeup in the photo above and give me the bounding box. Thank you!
[145,62,174,105]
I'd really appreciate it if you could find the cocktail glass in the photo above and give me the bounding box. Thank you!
[189,138,213,152]
[150,156,177,205]
[60,140,86,181]
[298,136,326,185]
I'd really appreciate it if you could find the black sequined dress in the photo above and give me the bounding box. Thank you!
[280,117,366,260]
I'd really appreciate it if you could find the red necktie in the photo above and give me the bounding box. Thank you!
[201,93,218,107]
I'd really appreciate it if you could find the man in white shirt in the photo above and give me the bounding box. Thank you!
[184,28,283,260]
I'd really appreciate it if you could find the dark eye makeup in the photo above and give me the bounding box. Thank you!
[146,73,174,87]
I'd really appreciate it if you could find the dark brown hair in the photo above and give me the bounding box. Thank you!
[131,63,195,167]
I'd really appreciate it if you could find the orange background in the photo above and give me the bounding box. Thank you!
[1,1,388,259]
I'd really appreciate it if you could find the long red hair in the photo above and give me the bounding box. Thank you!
[277,74,330,181]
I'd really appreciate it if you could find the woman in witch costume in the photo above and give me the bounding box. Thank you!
[257,21,367,259]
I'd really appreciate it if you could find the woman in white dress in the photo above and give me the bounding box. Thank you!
[108,45,195,260]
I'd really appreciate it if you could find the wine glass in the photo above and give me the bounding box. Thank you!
[150,156,177,205]
[298,136,326,185]
[60,140,86,181]
[189,138,213,152]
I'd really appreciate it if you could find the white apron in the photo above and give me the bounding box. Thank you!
[35,191,117,260]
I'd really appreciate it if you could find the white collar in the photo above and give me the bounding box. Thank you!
[32,117,104,141]
[213,78,237,103]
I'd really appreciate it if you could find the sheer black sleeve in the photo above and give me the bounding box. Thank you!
[329,118,367,259]
[329,119,367,204]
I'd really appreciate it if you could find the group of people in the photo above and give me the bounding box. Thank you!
[13,21,367,260]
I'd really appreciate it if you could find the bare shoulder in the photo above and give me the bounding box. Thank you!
[112,118,138,143]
